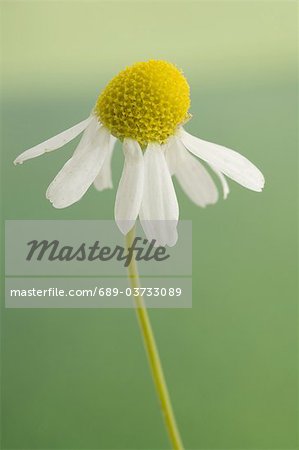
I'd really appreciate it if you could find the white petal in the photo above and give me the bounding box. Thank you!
[93,135,117,191]
[180,129,265,192]
[171,137,218,207]
[13,116,93,165]
[139,144,179,247]
[46,125,110,208]
[164,136,178,176]
[210,165,229,199]
[114,139,144,235]
[72,115,100,157]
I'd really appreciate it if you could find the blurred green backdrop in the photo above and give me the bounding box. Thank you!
[1,1,298,449]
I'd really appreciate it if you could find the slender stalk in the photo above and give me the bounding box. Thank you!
[125,227,184,450]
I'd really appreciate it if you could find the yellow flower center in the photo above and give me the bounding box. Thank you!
[95,60,191,146]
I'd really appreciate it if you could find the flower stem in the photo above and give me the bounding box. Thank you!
[125,227,184,450]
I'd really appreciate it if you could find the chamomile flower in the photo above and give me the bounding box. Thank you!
[14,60,264,246]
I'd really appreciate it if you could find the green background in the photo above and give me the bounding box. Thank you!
[1,1,298,449]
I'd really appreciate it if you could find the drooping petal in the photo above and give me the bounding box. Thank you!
[13,116,93,165]
[114,139,144,235]
[139,144,179,247]
[210,165,230,199]
[180,129,265,192]
[170,137,218,207]
[93,135,117,191]
[164,136,178,176]
[71,115,99,157]
[46,125,110,208]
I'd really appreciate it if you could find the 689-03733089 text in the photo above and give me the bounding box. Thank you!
[9,286,183,298]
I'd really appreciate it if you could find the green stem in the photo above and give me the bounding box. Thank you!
[125,227,184,450]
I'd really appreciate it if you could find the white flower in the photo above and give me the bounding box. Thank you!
[14,60,264,246]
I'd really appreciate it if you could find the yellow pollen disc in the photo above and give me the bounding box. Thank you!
[95,60,191,145]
